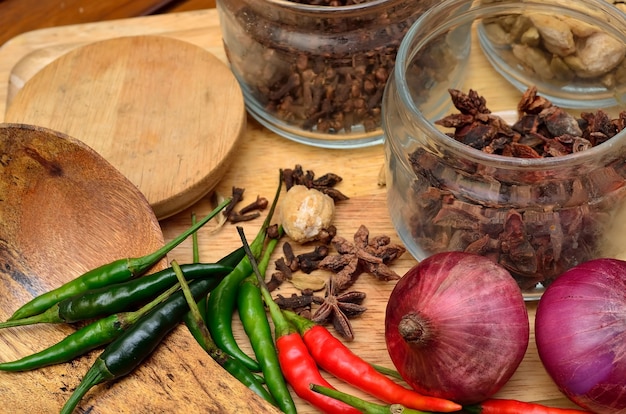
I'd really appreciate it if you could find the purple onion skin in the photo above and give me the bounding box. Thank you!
[536,258,626,414]
[384,251,529,405]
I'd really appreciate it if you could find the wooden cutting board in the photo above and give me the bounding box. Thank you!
[0,9,582,414]
[4,34,246,220]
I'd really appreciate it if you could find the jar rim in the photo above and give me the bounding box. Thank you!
[393,0,626,169]
[260,0,399,14]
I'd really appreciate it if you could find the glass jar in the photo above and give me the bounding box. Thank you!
[382,0,626,298]
[216,0,438,149]
[477,0,626,108]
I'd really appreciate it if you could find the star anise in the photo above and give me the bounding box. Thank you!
[311,278,366,341]
[318,225,406,291]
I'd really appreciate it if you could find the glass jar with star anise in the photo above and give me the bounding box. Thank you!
[215,0,438,148]
[382,0,626,299]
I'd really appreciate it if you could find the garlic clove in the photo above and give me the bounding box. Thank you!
[280,185,335,243]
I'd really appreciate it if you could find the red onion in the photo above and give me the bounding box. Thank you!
[384,251,529,405]
[535,258,626,414]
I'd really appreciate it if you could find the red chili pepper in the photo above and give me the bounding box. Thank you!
[237,226,360,414]
[276,331,361,414]
[284,310,462,413]
[465,399,589,414]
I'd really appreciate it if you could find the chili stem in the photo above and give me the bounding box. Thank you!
[371,363,405,381]
[205,174,283,372]
[60,358,109,414]
[172,260,212,345]
[192,212,200,264]
[127,198,230,273]
[236,226,290,338]
[124,282,181,323]
[8,198,231,321]
[310,384,434,414]
[188,211,209,323]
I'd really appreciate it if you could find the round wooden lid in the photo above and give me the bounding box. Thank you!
[5,35,246,219]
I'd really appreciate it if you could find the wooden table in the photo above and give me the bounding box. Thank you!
[0,9,581,413]
[0,0,216,47]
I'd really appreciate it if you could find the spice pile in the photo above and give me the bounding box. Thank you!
[222,0,438,134]
[435,87,626,156]
[273,223,406,341]
[407,87,626,289]
[481,4,626,87]
[267,165,405,341]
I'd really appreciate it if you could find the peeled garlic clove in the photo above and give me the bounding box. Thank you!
[574,32,626,78]
[529,14,576,56]
[280,185,335,243]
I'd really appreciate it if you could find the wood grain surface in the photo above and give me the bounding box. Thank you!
[0,9,582,414]
[5,35,245,220]
[0,123,175,413]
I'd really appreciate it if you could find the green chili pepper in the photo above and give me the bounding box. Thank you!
[0,263,232,328]
[0,281,182,372]
[238,226,360,414]
[8,198,231,321]
[238,267,297,413]
[184,214,272,402]
[59,276,221,414]
[206,175,282,372]
[174,261,277,407]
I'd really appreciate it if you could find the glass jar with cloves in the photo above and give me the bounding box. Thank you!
[216,0,438,148]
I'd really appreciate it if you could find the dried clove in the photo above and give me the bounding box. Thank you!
[282,165,349,202]
[297,245,330,274]
[223,187,245,219]
[267,224,281,240]
[225,0,438,134]
[267,272,288,292]
[274,290,316,318]
[282,242,300,271]
[274,257,294,280]
[274,290,316,309]
[315,225,337,245]
[228,212,261,223]
[222,187,268,224]
[238,196,269,215]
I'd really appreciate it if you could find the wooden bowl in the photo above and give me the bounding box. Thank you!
[0,123,168,411]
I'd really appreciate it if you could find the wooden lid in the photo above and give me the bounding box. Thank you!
[5,35,246,219]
